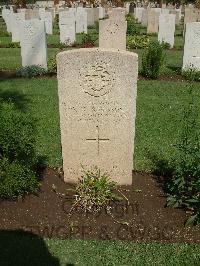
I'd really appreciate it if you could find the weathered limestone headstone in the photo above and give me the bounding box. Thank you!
[11,12,25,42]
[86,8,94,26]
[141,8,148,26]
[183,22,200,70]
[57,48,138,185]
[39,7,46,19]
[44,11,53,34]
[147,10,159,33]
[161,8,169,14]
[169,9,180,25]
[59,11,76,44]
[3,9,13,33]
[99,19,127,50]
[25,9,40,20]
[20,19,47,69]
[93,8,99,22]
[108,8,126,21]
[134,7,144,23]
[158,14,176,48]
[98,7,105,19]
[76,8,87,33]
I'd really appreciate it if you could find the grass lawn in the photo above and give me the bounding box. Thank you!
[1,230,200,266]
[0,48,59,70]
[1,78,199,171]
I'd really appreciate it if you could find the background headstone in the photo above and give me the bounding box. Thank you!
[20,19,47,69]
[183,22,200,70]
[158,14,176,48]
[99,19,127,50]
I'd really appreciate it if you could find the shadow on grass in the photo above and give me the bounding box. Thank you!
[0,230,60,266]
[147,153,175,194]
[0,90,29,111]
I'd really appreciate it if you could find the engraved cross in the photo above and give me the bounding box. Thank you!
[86,125,109,155]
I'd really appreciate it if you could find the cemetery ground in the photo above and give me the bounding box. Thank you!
[0,16,200,265]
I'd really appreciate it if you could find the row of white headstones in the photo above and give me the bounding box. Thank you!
[2,6,200,71]
[1,6,106,69]
[134,7,200,70]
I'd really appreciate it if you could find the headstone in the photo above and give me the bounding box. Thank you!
[169,10,180,25]
[98,7,105,19]
[141,8,148,26]
[125,2,130,14]
[44,11,53,34]
[86,8,95,26]
[93,8,99,22]
[56,48,138,185]
[158,14,176,48]
[76,9,87,33]
[134,7,144,23]
[20,19,47,69]
[25,9,40,20]
[161,8,169,14]
[147,10,159,33]
[108,8,126,21]
[99,19,127,50]
[59,11,76,44]
[183,22,200,70]
[39,7,46,19]
[11,12,25,42]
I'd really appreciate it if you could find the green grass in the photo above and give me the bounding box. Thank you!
[0,48,59,70]
[1,78,200,172]
[0,78,61,166]
[0,230,200,265]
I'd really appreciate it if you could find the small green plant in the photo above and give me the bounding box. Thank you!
[182,68,200,82]
[161,41,171,50]
[127,35,149,49]
[0,102,41,199]
[126,14,140,36]
[81,32,96,47]
[74,166,120,212]
[16,65,47,78]
[48,57,57,74]
[8,42,20,48]
[141,41,165,79]
[166,88,200,225]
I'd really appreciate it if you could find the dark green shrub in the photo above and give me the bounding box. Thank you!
[16,65,47,78]
[141,41,165,79]
[75,167,120,212]
[182,68,200,82]
[0,102,41,199]
[126,14,140,36]
[167,88,200,225]
[0,158,40,199]
[127,35,149,49]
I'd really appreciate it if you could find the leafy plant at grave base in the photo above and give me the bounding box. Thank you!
[16,65,47,78]
[126,14,140,36]
[0,102,41,199]
[80,32,96,47]
[126,35,149,49]
[8,42,20,48]
[48,56,57,74]
[161,41,171,50]
[182,67,200,82]
[166,87,200,225]
[74,166,121,212]
[141,40,165,79]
